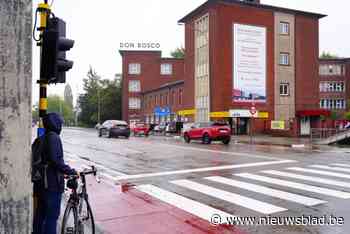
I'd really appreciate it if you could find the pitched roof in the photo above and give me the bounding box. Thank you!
[179,0,326,23]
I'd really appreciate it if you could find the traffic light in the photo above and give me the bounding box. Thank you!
[40,17,74,84]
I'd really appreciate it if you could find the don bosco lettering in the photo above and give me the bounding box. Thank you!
[120,42,161,49]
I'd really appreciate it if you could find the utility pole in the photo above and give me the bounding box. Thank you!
[0,0,32,233]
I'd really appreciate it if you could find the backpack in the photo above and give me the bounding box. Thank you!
[31,133,51,189]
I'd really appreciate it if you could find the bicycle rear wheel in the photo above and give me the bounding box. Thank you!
[78,197,95,234]
[61,202,78,234]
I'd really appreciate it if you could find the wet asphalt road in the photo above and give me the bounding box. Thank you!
[62,127,350,234]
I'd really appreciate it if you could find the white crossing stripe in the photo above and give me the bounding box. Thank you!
[236,173,350,199]
[111,160,297,181]
[171,179,287,214]
[310,165,350,173]
[331,163,350,168]
[288,167,350,180]
[205,176,326,206]
[137,184,236,223]
[262,170,350,189]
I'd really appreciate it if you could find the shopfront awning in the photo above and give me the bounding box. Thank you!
[296,109,331,117]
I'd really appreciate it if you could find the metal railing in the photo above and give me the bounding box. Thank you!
[310,128,347,143]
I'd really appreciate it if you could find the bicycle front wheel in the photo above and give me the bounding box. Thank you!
[61,202,78,234]
[78,197,95,234]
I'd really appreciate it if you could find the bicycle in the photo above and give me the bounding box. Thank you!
[61,166,100,234]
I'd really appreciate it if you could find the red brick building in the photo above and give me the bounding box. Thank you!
[120,0,328,136]
[119,50,189,126]
[318,58,350,127]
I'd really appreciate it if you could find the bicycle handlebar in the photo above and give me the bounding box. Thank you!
[64,165,98,180]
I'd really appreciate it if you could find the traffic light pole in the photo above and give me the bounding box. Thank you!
[37,2,51,137]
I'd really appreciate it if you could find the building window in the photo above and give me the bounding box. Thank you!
[165,93,168,105]
[179,89,183,105]
[319,64,342,76]
[128,63,141,75]
[161,64,172,75]
[320,99,346,109]
[172,91,176,105]
[320,81,345,92]
[280,83,290,96]
[279,53,290,66]
[128,80,141,92]
[129,97,141,109]
[280,22,289,35]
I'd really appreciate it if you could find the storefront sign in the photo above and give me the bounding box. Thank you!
[258,112,269,119]
[271,121,285,130]
[233,24,266,103]
[154,107,171,117]
[229,109,258,118]
[210,112,230,118]
[178,109,196,116]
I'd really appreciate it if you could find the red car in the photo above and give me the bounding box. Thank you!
[183,122,231,144]
[132,123,150,137]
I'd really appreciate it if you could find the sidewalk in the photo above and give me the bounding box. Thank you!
[151,133,312,148]
[231,135,311,148]
[64,176,245,234]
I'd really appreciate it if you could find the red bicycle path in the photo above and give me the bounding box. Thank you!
[69,172,247,234]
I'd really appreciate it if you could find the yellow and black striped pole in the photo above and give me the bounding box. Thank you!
[33,1,51,226]
[37,1,50,137]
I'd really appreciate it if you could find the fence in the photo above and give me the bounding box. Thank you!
[310,128,347,143]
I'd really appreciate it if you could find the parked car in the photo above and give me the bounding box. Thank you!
[133,123,150,136]
[183,122,231,144]
[95,123,101,129]
[153,123,167,134]
[165,122,178,134]
[98,120,130,138]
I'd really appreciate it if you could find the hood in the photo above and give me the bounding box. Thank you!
[43,113,63,135]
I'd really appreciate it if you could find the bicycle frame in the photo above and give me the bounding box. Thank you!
[62,166,97,234]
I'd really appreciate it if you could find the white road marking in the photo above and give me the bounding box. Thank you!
[171,179,287,214]
[137,184,236,223]
[159,143,297,161]
[310,165,350,173]
[262,170,350,189]
[236,173,350,199]
[287,167,350,180]
[205,176,326,206]
[331,163,350,168]
[100,172,119,181]
[110,160,297,181]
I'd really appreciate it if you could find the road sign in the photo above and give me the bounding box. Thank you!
[250,106,257,115]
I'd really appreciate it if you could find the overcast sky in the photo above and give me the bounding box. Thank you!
[31,0,350,105]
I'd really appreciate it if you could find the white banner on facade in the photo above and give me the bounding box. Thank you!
[233,24,266,103]
[229,109,258,118]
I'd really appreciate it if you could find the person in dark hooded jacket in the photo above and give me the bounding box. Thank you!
[33,113,77,234]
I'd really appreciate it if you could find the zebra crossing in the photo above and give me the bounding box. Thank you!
[136,163,350,221]
[65,153,350,222]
